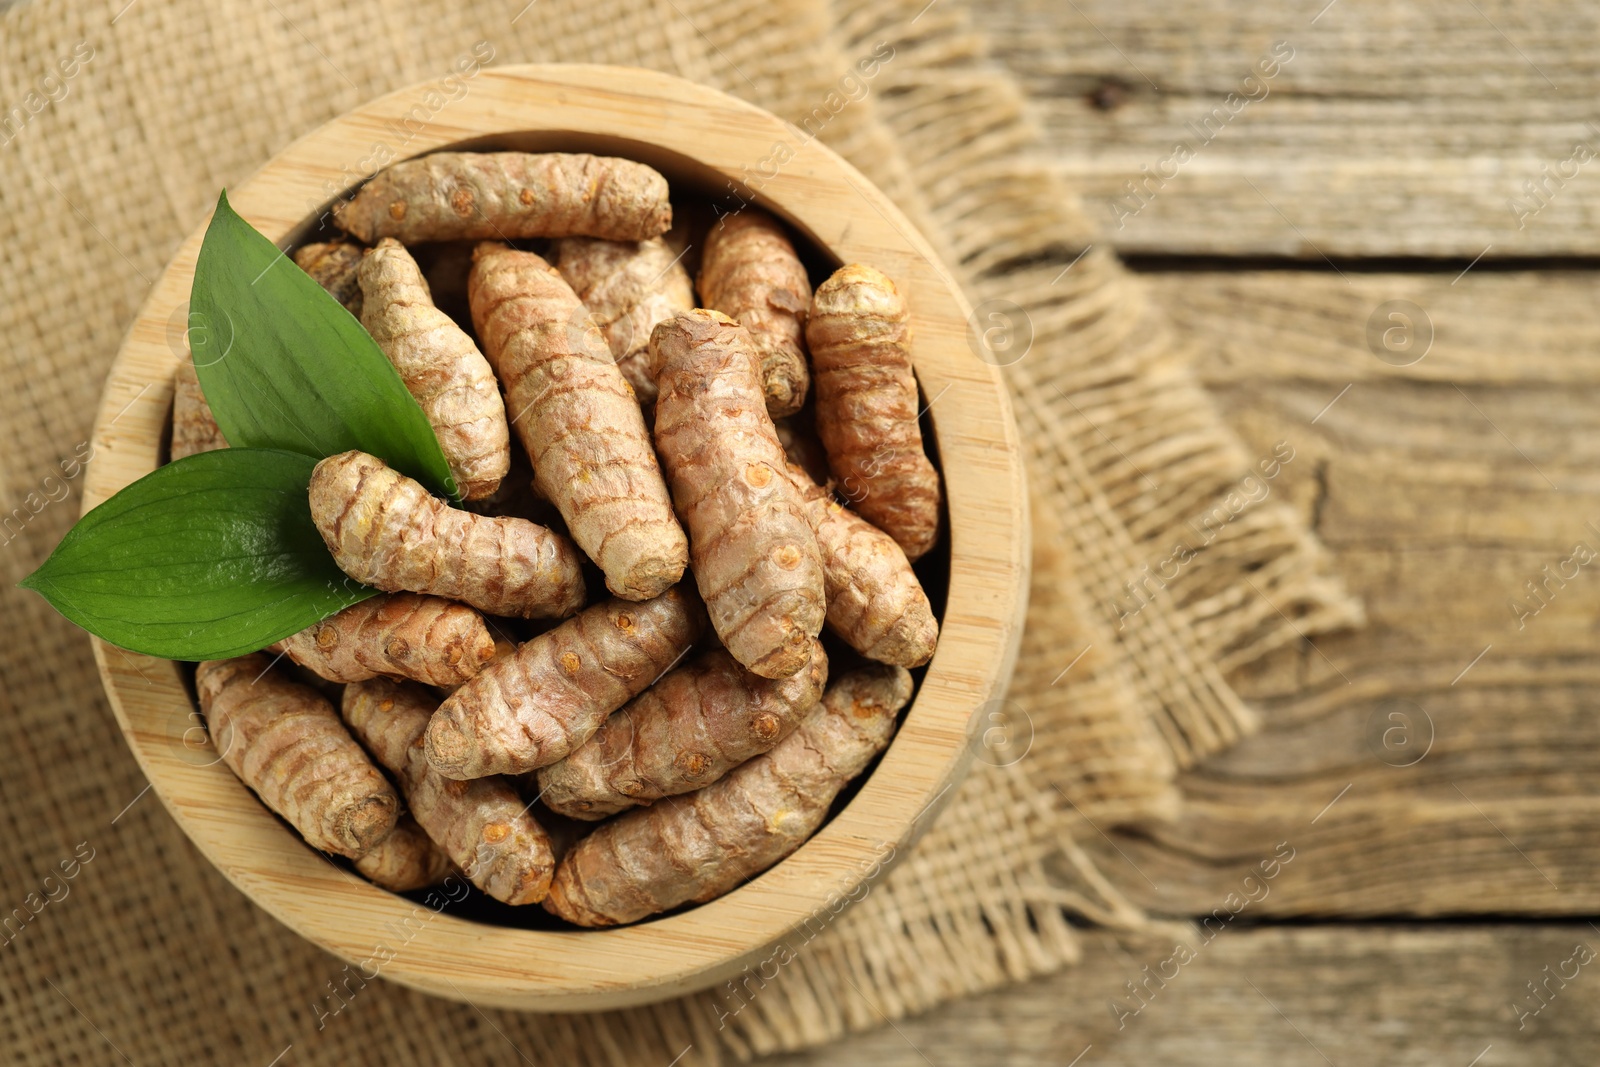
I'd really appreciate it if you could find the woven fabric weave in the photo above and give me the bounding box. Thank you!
[0,0,1359,1062]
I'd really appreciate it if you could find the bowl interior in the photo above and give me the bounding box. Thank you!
[272,129,954,932]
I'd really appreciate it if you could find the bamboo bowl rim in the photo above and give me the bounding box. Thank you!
[87,63,1028,1012]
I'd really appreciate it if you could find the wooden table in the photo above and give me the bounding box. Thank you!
[782,1,1600,1061]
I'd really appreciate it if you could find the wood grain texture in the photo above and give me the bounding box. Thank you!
[980,0,1600,257]
[1152,271,1600,388]
[1064,269,1600,919]
[773,926,1600,1065]
[86,65,1027,1012]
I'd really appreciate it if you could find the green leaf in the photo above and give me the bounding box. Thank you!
[18,448,376,661]
[189,191,458,500]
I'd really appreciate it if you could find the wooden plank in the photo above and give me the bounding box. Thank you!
[1052,270,1600,916]
[980,0,1600,257]
[1150,271,1600,388]
[773,926,1600,1065]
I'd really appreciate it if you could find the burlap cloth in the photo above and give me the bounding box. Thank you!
[0,0,1361,1062]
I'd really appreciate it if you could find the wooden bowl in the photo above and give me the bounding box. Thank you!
[88,64,1027,1011]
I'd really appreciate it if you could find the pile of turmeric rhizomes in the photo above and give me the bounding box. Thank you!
[177,151,942,927]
